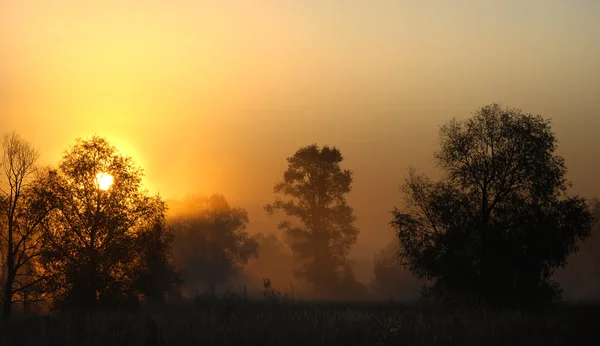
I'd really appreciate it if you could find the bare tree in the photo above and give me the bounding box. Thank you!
[0,132,44,317]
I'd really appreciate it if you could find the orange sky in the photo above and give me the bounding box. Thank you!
[2,1,599,258]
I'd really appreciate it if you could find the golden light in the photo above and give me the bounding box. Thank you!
[95,172,114,191]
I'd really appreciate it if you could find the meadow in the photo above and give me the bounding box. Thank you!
[1,298,599,346]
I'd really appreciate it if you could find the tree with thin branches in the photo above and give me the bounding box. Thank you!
[0,132,50,317]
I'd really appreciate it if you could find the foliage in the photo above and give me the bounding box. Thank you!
[371,240,421,301]
[131,204,180,304]
[252,233,286,258]
[262,278,282,304]
[170,194,259,296]
[391,104,595,307]
[38,136,174,308]
[265,144,359,297]
[592,198,600,225]
[242,232,296,290]
[554,197,600,301]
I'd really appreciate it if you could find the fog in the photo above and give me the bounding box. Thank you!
[2,1,600,298]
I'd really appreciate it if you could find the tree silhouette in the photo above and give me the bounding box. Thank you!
[169,194,258,296]
[241,232,297,296]
[265,144,359,297]
[592,198,600,225]
[252,233,284,257]
[391,104,594,307]
[38,136,171,308]
[0,132,52,317]
[249,232,293,278]
[371,239,421,302]
[555,197,600,301]
[131,203,179,304]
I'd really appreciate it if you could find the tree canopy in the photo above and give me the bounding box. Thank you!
[38,136,174,308]
[265,144,359,297]
[391,104,594,307]
[169,194,258,296]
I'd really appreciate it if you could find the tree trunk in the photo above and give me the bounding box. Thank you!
[3,270,14,318]
[87,228,98,308]
[88,189,102,307]
[479,185,490,305]
[23,289,28,315]
[480,230,489,304]
[3,223,15,318]
[89,254,97,307]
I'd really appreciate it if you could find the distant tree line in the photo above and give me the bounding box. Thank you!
[0,103,597,317]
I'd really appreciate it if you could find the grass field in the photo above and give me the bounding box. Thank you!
[1,299,599,346]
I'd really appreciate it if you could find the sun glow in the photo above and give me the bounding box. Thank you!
[95,172,114,191]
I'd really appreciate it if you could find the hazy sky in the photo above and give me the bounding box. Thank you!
[2,1,599,258]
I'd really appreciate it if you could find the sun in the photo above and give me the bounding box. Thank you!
[95,172,114,191]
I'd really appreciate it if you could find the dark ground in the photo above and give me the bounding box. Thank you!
[1,300,599,346]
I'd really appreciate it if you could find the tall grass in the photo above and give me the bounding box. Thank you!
[1,300,599,346]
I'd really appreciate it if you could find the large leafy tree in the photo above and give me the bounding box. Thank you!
[39,136,173,308]
[169,194,258,296]
[391,104,594,307]
[265,144,359,296]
